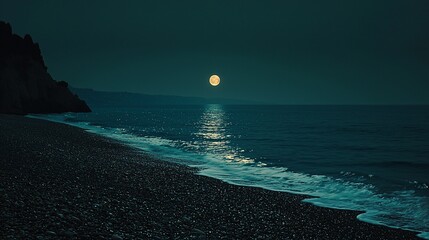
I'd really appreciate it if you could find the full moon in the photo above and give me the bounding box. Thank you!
[209,75,220,86]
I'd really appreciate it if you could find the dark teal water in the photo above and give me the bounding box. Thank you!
[34,105,429,237]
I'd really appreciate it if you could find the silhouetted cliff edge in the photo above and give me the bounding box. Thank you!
[0,21,91,114]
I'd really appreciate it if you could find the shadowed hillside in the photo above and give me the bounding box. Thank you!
[0,21,91,114]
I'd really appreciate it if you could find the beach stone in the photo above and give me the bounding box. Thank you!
[70,215,81,222]
[192,228,205,235]
[111,233,123,240]
[46,230,56,236]
[64,229,77,237]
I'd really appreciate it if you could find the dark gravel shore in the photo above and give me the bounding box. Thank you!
[0,115,420,239]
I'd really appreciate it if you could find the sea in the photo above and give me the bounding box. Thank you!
[31,105,429,238]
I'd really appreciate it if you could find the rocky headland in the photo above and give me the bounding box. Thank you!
[0,21,90,114]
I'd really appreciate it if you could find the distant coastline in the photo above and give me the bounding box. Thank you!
[70,87,260,107]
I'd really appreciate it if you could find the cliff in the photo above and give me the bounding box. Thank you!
[0,21,91,114]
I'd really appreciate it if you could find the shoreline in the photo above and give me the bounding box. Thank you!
[0,114,421,239]
[31,113,428,238]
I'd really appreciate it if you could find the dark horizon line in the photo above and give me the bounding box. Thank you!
[70,86,261,104]
[72,86,429,106]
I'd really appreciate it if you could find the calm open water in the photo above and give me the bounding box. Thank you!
[34,105,429,238]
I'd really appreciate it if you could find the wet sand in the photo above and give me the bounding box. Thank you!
[0,114,420,239]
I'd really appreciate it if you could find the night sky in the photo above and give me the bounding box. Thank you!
[1,0,428,104]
